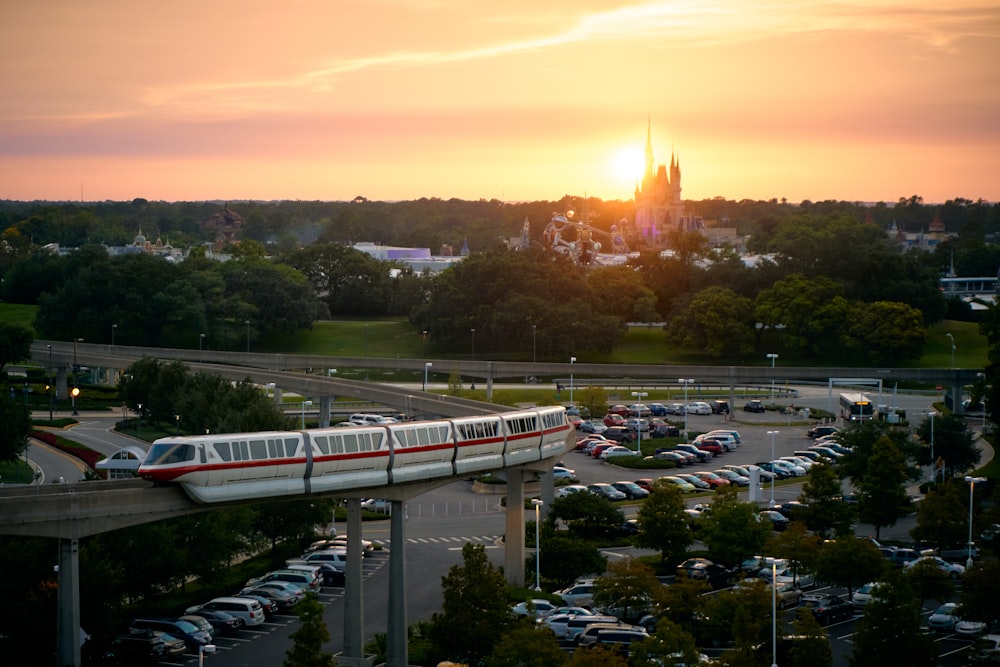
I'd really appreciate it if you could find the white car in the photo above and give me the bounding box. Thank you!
[851,582,886,609]
[555,484,589,498]
[600,445,637,459]
[686,402,712,415]
[927,603,960,631]
[770,459,806,477]
[512,599,558,617]
[904,556,965,579]
[553,466,577,480]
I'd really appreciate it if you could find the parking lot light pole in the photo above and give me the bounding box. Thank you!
[423,362,432,392]
[767,430,779,508]
[631,391,648,453]
[679,379,694,440]
[532,499,543,591]
[771,559,778,667]
[966,476,986,568]
[767,353,778,400]
[947,332,956,369]
[569,357,577,404]
[199,644,216,667]
[301,400,312,429]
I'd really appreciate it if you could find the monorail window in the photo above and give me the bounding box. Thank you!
[267,439,280,458]
[214,442,232,462]
[418,428,431,446]
[249,439,267,460]
[313,435,330,455]
[237,441,249,461]
[145,443,196,465]
[285,438,299,457]
[343,433,359,453]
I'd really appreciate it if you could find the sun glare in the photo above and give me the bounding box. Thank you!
[612,147,645,184]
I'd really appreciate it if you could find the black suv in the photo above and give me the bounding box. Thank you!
[797,594,853,625]
[806,425,838,439]
[743,400,765,413]
[710,400,730,414]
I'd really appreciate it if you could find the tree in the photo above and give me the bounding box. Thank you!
[814,536,886,597]
[575,385,609,423]
[284,594,335,667]
[844,300,926,365]
[634,482,692,564]
[547,491,624,540]
[798,464,854,537]
[0,392,32,462]
[836,420,920,487]
[855,436,913,540]
[850,572,936,667]
[664,286,755,357]
[698,486,772,568]
[566,644,629,666]
[960,561,1000,630]
[911,480,969,548]
[528,534,606,589]
[486,624,568,667]
[785,610,833,667]
[903,558,955,605]
[429,543,512,665]
[763,522,823,586]
[592,558,661,622]
[630,618,700,667]
[914,413,980,479]
[753,273,846,355]
[0,323,32,375]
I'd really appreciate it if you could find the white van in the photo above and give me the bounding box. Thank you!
[302,549,348,570]
[187,597,265,627]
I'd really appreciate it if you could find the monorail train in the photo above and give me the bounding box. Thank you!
[138,406,573,503]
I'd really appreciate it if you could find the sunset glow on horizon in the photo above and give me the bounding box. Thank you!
[2,1,999,204]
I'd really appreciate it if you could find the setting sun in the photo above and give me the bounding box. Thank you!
[612,147,645,186]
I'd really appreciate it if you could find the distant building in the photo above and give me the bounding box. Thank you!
[634,119,704,245]
[352,242,464,273]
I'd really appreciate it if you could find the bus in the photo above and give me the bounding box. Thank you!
[839,392,875,422]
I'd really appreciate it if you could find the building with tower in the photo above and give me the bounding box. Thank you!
[634,120,703,246]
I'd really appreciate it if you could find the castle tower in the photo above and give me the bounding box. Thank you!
[634,119,684,243]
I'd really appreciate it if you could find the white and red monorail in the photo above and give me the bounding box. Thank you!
[138,406,572,503]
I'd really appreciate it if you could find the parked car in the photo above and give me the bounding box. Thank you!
[927,602,960,631]
[797,594,853,625]
[686,402,712,415]
[652,450,688,467]
[98,630,176,664]
[675,443,712,461]
[650,420,681,438]
[624,418,651,433]
[676,558,732,589]
[178,611,242,636]
[612,481,650,500]
[511,599,558,617]
[744,400,766,413]
[692,471,730,489]
[957,618,993,638]
[756,462,791,479]
[554,580,596,607]
[553,466,577,480]
[660,476,697,493]
[758,510,791,531]
[607,404,631,417]
[736,578,803,609]
[185,597,265,627]
[807,425,839,439]
[695,440,725,456]
[666,403,687,415]
[579,420,608,434]
[969,634,1000,663]
[129,618,213,651]
[714,468,749,487]
[710,400,730,414]
[850,582,887,609]
[588,483,627,501]
[904,556,965,579]
[603,413,628,427]
[676,473,712,490]
[238,586,300,612]
[555,484,589,498]
[648,403,669,416]
[634,478,656,493]
[628,403,652,417]
[603,427,634,444]
[601,445,637,460]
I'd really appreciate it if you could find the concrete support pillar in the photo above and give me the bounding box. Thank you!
[273,387,283,404]
[56,538,80,667]
[319,396,333,428]
[56,366,68,406]
[386,501,408,667]
[343,499,364,657]
[952,380,963,414]
[486,361,495,402]
[504,469,526,587]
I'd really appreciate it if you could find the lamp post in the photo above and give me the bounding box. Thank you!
[301,400,312,429]
[965,476,986,568]
[47,344,53,421]
[679,379,694,440]
[245,320,250,353]
[175,414,180,436]
[423,362,432,392]
[111,323,117,346]
[632,391,648,453]
[569,357,576,404]
[422,330,428,358]
[767,430,779,508]
[198,644,217,667]
[532,499,543,591]
[70,387,80,416]
[771,559,778,667]
[766,353,779,400]
[532,324,537,364]
[470,328,476,361]
[928,411,937,483]
[73,337,83,368]
[946,333,956,369]
[199,332,205,351]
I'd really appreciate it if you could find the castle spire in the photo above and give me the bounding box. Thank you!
[644,114,654,180]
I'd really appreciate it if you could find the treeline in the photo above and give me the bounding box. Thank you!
[3,196,1000,362]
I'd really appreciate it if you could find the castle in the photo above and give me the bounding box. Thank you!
[633,120,704,245]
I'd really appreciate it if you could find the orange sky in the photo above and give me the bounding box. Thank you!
[2,1,999,204]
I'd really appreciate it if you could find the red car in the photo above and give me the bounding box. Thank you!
[607,405,631,417]
[692,471,730,489]
[604,413,627,427]
[591,443,617,458]
[634,478,656,492]
[696,440,725,456]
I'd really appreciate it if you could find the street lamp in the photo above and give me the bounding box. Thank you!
[532,324,537,364]
[532,499,543,591]
[632,391,648,453]
[767,430,779,508]
[47,344,53,421]
[946,333,956,369]
[423,362,432,392]
[766,353,778,400]
[73,337,83,368]
[111,323,117,346]
[70,387,80,416]
[422,330,428,358]
[245,320,251,353]
[199,332,205,351]
[198,644,216,667]
[569,357,577,404]
[470,328,476,360]
[679,379,694,440]
[301,400,313,429]
[928,411,937,483]
[965,476,986,568]
[137,403,143,433]
[175,414,180,436]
